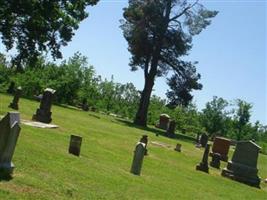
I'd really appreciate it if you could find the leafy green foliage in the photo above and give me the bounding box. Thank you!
[121,0,218,126]
[0,0,99,70]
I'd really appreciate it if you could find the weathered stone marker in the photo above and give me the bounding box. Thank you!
[166,120,176,138]
[8,87,22,110]
[130,142,146,175]
[68,135,82,156]
[139,135,148,155]
[210,137,231,162]
[156,114,170,130]
[221,141,261,188]
[200,133,208,148]
[0,112,21,176]
[210,152,221,169]
[6,81,15,94]
[196,144,210,173]
[174,143,182,152]
[32,88,56,123]
[81,98,89,111]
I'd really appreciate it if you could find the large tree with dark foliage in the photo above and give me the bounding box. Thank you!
[121,0,218,126]
[166,67,202,108]
[0,0,98,71]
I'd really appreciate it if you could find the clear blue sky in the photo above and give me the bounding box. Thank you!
[1,1,267,125]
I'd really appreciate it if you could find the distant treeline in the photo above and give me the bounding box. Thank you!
[0,52,266,153]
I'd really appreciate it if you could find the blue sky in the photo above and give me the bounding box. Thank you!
[1,1,266,124]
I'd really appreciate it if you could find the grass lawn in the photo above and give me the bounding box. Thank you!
[0,93,266,199]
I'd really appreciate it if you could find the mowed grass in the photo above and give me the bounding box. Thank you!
[0,93,266,200]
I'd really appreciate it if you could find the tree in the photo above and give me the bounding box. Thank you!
[0,0,99,71]
[234,99,252,140]
[166,68,202,108]
[121,0,217,126]
[201,96,229,137]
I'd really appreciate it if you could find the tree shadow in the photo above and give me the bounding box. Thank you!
[115,118,196,143]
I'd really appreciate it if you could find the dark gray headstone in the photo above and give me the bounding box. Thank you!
[68,135,82,156]
[200,133,208,148]
[130,142,146,175]
[210,153,221,169]
[221,141,261,188]
[0,112,21,176]
[81,98,89,111]
[196,144,210,173]
[6,81,15,94]
[9,87,22,110]
[166,120,176,138]
[32,88,56,123]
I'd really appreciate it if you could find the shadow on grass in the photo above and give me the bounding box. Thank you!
[115,118,196,143]
[0,173,13,182]
[88,113,101,119]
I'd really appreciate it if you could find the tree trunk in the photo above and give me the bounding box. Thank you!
[134,74,155,127]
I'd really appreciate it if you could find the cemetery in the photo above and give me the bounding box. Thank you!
[0,93,266,199]
[0,1,265,199]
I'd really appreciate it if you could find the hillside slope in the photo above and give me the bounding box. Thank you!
[0,93,266,199]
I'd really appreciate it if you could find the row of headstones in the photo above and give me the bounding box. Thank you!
[196,136,262,188]
[0,111,83,178]
[155,114,176,138]
[6,83,55,124]
[7,82,93,113]
[131,134,263,188]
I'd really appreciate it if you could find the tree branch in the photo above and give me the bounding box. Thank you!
[169,0,199,22]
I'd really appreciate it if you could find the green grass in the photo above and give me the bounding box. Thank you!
[0,93,266,199]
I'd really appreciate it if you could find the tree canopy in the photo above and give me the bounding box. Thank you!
[0,0,99,70]
[121,0,218,126]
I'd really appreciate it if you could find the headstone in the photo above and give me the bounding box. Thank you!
[8,87,22,110]
[166,120,176,138]
[174,143,182,152]
[139,135,148,155]
[130,142,146,175]
[6,81,15,94]
[210,137,231,162]
[0,112,21,176]
[196,144,210,173]
[68,135,82,156]
[157,114,170,130]
[200,133,208,148]
[32,88,56,123]
[221,141,261,188]
[210,153,221,169]
[81,98,89,111]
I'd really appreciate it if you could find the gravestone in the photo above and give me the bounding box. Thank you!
[6,81,15,94]
[174,143,182,152]
[157,114,170,130]
[81,98,89,111]
[196,144,210,173]
[0,112,21,176]
[221,141,261,188]
[130,142,146,175]
[210,137,231,162]
[200,133,208,148]
[8,87,22,110]
[139,135,148,155]
[68,135,82,156]
[166,120,176,138]
[210,153,221,169]
[32,88,56,123]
